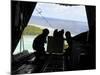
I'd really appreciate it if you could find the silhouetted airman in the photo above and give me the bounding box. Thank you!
[32,29,49,57]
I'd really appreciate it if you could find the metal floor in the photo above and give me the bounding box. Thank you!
[13,54,73,74]
[40,54,72,72]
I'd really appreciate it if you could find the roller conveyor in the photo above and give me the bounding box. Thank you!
[12,53,72,74]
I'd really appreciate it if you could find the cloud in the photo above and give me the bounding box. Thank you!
[32,2,88,22]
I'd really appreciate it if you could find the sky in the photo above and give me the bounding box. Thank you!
[32,2,88,22]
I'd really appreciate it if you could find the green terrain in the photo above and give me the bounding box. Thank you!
[23,25,42,35]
